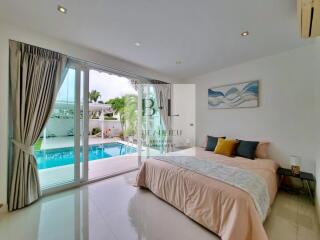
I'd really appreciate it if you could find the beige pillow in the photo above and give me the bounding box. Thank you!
[255,142,270,159]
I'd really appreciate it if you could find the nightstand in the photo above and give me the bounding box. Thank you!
[277,167,315,203]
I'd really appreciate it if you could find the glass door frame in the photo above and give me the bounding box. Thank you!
[75,61,90,184]
[41,59,154,195]
[86,66,142,180]
[42,61,89,195]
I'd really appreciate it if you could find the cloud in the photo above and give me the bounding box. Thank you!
[89,70,137,102]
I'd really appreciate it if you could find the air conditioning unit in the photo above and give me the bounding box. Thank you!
[298,0,320,38]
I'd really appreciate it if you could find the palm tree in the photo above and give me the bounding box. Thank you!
[89,90,101,103]
[123,95,137,136]
[107,95,137,136]
[106,97,126,131]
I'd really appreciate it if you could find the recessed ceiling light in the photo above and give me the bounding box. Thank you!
[240,31,249,37]
[57,5,67,14]
[176,60,182,65]
[135,42,141,47]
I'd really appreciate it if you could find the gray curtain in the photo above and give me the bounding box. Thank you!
[8,41,67,211]
[152,84,171,152]
[153,84,171,130]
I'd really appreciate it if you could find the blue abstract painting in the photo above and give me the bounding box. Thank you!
[208,81,259,109]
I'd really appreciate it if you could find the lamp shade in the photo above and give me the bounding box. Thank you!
[289,155,301,166]
[289,155,301,176]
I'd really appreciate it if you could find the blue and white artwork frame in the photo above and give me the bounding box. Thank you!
[208,80,259,109]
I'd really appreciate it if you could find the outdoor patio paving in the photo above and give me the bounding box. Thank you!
[38,154,139,189]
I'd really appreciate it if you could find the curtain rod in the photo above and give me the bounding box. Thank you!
[9,39,168,84]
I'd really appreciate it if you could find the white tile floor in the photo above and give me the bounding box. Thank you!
[0,171,319,240]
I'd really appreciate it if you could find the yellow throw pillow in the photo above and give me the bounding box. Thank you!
[214,138,238,157]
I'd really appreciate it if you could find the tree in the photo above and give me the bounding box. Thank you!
[123,95,137,136]
[107,97,126,131]
[107,95,137,136]
[89,90,101,103]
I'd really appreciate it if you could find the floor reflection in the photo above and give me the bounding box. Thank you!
[128,189,217,240]
[0,172,319,240]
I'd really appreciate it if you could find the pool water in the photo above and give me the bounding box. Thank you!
[35,142,136,170]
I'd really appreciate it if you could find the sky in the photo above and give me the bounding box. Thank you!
[89,70,137,102]
[56,68,137,103]
[56,68,75,103]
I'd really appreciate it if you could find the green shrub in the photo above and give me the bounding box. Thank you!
[34,138,43,151]
[92,127,101,135]
[104,117,118,120]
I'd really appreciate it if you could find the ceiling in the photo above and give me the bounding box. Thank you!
[0,0,311,79]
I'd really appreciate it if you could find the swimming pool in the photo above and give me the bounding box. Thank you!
[35,142,136,170]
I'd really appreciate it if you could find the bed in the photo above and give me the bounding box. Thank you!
[135,147,279,240]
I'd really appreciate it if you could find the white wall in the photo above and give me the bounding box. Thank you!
[89,119,122,137]
[171,84,196,147]
[316,120,320,221]
[185,42,320,219]
[42,118,75,138]
[185,42,319,173]
[0,21,173,210]
[315,39,320,221]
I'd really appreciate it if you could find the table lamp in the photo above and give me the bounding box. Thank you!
[289,155,301,176]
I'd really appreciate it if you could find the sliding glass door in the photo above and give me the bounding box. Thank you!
[87,69,139,180]
[34,59,174,193]
[35,63,88,191]
[35,62,144,192]
[139,83,171,160]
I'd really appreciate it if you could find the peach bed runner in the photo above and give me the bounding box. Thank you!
[136,147,279,240]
